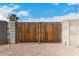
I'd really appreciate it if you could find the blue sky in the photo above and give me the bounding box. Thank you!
[0,3,79,22]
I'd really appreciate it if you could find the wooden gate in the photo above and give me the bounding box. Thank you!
[17,22,61,42]
[40,23,61,42]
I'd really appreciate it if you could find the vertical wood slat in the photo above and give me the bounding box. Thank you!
[18,22,39,42]
[28,23,38,41]
[40,23,46,41]
[40,22,61,42]
[17,22,61,42]
[24,23,29,41]
[18,23,25,41]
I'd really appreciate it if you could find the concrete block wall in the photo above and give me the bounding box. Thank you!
[62,19,79,46]
[70,20,79,46]
[7,19,79,45]
[0,21,8,44]
[8,21,16,44]
[62,20,70,45]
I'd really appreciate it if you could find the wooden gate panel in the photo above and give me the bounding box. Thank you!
[18,23,25,41]
[45,23,53,41]
[55,23,61,42]
[24,23,29,41]
[40,23,46,41]
[18,22,39,42]
[35,23,39,41]
[40,22,61,42]
[51,23,61,42]
[17,22,61,42]
[28,23,38,42]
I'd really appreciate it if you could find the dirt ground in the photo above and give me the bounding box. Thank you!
[0,43,79,56]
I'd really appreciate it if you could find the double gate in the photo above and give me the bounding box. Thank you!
[17,22,61,42]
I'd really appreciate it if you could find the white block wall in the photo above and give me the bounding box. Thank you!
[62,19,79,46]
[70,20,79,46]
[62,20,70,45]
[8,21,16,44]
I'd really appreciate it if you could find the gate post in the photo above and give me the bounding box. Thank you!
[38,23,41,44]
[8,21,16,44]
[62,20,70,45]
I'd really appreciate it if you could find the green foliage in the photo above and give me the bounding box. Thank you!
[8,13,19,21]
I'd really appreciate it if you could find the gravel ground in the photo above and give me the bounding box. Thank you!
[0,43,79,56]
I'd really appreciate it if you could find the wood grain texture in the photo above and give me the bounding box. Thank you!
[17,22,61,42]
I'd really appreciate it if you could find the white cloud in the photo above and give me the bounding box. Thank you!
[13,5,19,10]
[19,12,79,22]
[51,13,79,22]
[0,4,30,22]
[0,5,12,14]
[18,17,61,22]
[17,11,29,16]
[0,14,9,21]
[53,3,59,5]
[0,5,19,21]
[67,3,79,5]
[63,8,69,12]
[9,4,14,6]
[67,13,79,19]
[0,5,19,14]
